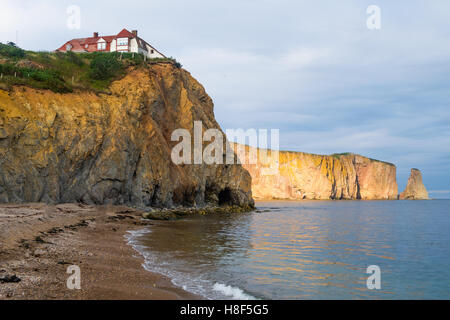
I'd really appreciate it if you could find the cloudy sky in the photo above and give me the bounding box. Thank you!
[1,0,450,197]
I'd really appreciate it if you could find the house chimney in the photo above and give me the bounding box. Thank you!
[132,30,138,37]
[93,32,99,38]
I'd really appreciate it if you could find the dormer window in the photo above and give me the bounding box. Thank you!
[66,44,72,51]
[97,38,106,51]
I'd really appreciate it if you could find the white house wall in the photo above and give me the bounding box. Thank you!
[110,39,117,52]
[107,37,165,58]
[116,46,129,52]
[130,38,139,54]
[145,43,165,58]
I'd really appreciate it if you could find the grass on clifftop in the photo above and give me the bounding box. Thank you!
[331,152,352,159]
[331,152,394,166]
[0,42,182,93]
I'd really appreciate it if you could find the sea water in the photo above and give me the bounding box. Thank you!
[127,200,450,299]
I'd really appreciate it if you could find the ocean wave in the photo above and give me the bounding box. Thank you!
[212,283,256,300]
[125,228,257,300]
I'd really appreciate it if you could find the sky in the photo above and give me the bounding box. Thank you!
[1,0,450,197]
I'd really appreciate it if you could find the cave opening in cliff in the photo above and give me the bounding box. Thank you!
[218,188,232,206]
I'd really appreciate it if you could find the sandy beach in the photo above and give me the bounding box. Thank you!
[0,203,200,300]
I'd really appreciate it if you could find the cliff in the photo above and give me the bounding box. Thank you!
[0,64,254,209]
[399,169,429,200]
[232,144,398,200]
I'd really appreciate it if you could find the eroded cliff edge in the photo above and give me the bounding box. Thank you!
[0,64,254,208]
[399,169,429,200]
[233,144,398,200]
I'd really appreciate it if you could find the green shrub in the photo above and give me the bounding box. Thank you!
[171,58,182,69]
[147,57,182,68]
[30,70,70,92]
[89,53,123,80]
[65,51,84,67]
[0,63,16,76]
[0,42,25,58]
[0,63,71,93]
[1,48,182,93]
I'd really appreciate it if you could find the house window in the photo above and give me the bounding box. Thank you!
[97,42,106,51]
[66,44,72,51]
[117,38,128,46]
[151,49,154,54]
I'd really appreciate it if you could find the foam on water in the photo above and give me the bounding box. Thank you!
[212,283,256,300]
[125,228,256,300]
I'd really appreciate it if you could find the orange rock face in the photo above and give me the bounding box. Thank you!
[0,64,254,208]
[399,169,429,200]
[233,144,398,200]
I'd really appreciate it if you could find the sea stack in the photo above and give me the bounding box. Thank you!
[399,168,430,200]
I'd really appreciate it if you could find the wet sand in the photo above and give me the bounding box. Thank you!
[0,203,200,300]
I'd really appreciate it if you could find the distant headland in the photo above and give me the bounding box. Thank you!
[232,143,429,201]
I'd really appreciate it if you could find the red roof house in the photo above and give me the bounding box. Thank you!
[56,28,165,58]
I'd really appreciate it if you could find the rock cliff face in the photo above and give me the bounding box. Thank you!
[0,64,254,208]
[233,144,398,200]
[399,169,429,200]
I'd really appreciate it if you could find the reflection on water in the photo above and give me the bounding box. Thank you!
[131,200,450,299]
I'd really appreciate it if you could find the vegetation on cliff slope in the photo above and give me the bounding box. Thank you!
[0,42,181,93]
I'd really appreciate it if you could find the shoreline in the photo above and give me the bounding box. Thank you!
[253,198,433,201]
[0,203,201,300]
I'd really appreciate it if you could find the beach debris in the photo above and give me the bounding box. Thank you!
[64,220,90,231]
[47,227,64,235]
[142,205,255,220]
[0,274,21,283]
[35,236,45,243]
[107,214,134,221]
